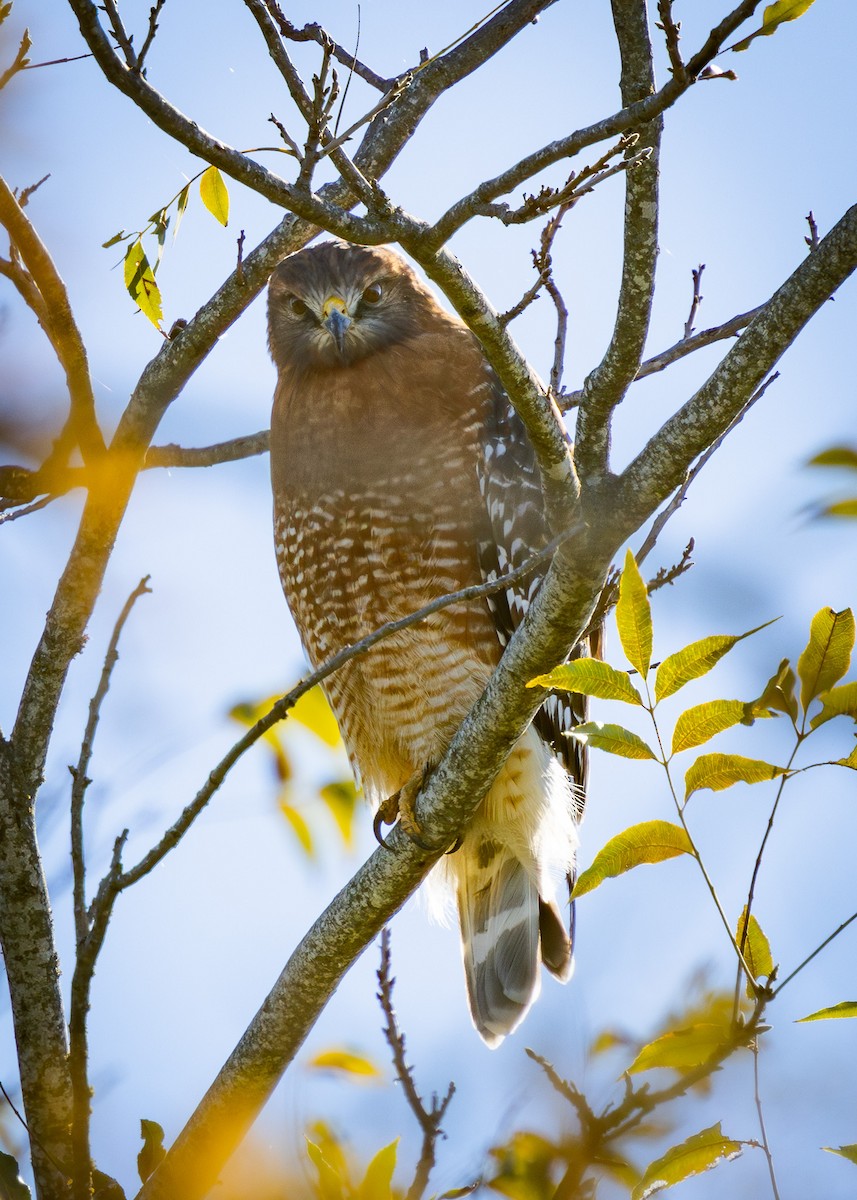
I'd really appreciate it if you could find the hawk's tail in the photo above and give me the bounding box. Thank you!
[442,727,578,1047]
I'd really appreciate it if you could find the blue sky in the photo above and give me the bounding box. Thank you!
[1,1,856,1196]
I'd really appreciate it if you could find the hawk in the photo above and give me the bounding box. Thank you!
[269,241,589,1046]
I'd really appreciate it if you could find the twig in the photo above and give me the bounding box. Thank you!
[332,3,360,138]
[684,263,705,339]
[135,0,168,75]
[268,113,303,160]
[546,275,568,394]
[0,1076,69,1181]
[101,0,137,68]
[773,910,857,995]
[377,929,454,1200]
[23,52,93,70]
[656,0,686,81]
[262,1,391,92]
[235,229,246,286]
[805,210,820,253]
[0,28,32,92]
[752,1042,781,1200]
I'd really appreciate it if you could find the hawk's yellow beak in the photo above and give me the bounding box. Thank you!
[321,294,351,353]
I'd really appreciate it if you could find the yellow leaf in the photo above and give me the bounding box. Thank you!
[824,1144,857,1165]
[655,619,777,702]
[632,1124,742,1199]
[797,1001,857,1023]
[319,780,360,849]
[616,549,653,678]
[567,722,656,759]
[628,1023,732,1074]
[572,821,693,898]
[732,0,816,51]
[684,753,787,802]
[279,801,313,856]
[671,699,747,754]
[308,1048,383,1080]
[123,240,162,328]
[529,659,642,705]
[291,685,343,748]
[810,680,857,729]
[735,907,774,996]
[306,1139,346,1200]
[797,607,855,713]
[358,1140,398,1200]
[199,165,229,226]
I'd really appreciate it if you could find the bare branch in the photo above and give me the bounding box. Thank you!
[805,209,820,252]
[773,910,857,995]
[100,0,137,68]
[656,0,686,81]
[135,0,167,74]
[0,174,106,464]
[377,930,454,1200]
[262,2,391,92]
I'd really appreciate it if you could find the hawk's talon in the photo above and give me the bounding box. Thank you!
[372,809,395,851]
[375,763,450,854]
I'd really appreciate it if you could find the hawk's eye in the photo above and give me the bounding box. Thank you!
[288,295,308,316]
[362,282,383,305]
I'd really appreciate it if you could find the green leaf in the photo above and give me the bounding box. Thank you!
[291,685,343,748]
[358,1140,398,1200]
[102,228,128,248]
[123,240,163,328]
[572,821,693,898]
[320,779,360,849]
[655,619,776,702]
[0,1152,32,1200]
[308,1048,383,1079]
[529,659,642,705]
[199,165,229,225]
[736,907,774,996]
[280,801,313,856]
[628,1023,733,1074]
[684,753,788,801]
[671,699,747,754]
[797,607,855,713]
[137,1119,166,1184]
[632,1124,742,1199]
[810,680,857,729]
[797,1001,857,1023]
[616,548,653,677]
[306,1138,346,1200]
[567,722,656,759]
[751,658,798,722]
[825,1145,857,1165]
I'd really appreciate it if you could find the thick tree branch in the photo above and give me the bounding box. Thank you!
[574,0,662,484]
[616,203,857,529]
[0,174,106,464]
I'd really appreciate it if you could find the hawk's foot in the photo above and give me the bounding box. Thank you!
[373,763,448,853]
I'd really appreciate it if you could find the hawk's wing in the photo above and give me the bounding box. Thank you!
[476,376,591,810]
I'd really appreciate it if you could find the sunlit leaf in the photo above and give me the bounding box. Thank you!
[572,821,693,898]
[529,659,642,705]
[655,620,776,702]
[291,685,343,748]
[750,657,798,722]
[616,548,653,678]
[809,446,857,470]
[306,1138,346,1200]
[320,779,360,848]
[732,0,816,51]
[229,697,292,780]
[684,753,788,801]
[820,500,857,518]
[102,228,128,248]
[590,1028,634,1056]
[123,240,163,328]
[0,1152,32,1200]
[280,800,313,856]
[199,165,229,225]
[357,1140,398,1200]
[308,1048,383,1079]
[567,722,656,759]
[825,1145,857,1165]
[797,607,855,713]
[671,699,747,754]
[810,681,857,729]
[837,742,857,770]
[736,907,774,996]
[631,1124,742,1199]
[628,1023,733,1074]
[487,1131,559,1200]
[137,1119,166,1184]
[797,1001,857,1023]
[307,1121,350,1182]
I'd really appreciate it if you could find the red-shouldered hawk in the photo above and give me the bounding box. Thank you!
[269,241,589,1047]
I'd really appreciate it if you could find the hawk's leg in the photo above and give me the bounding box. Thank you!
[373,762,459,853]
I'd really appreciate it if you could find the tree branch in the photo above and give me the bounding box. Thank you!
[574,0,662,484]
[615,203,857,531]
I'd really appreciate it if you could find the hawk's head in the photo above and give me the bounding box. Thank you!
[268,241,440,371]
